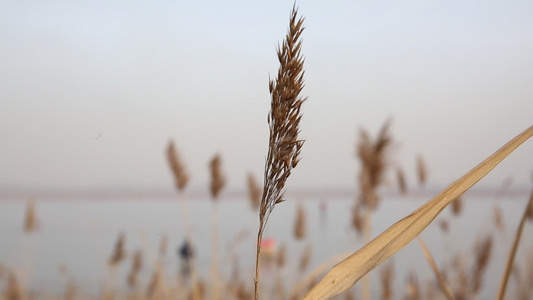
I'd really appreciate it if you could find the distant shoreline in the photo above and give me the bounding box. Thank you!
[0,186,530,201]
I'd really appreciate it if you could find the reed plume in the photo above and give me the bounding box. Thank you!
[109,232,126,266]
[165,140,200,300]
[209,154,225,300]
[471,235,493,294]
[166,140,190,191]
[396,167,407,195]
[5,272,23,300]
[356,119,393,210]
[127,250,143,288]
[254,5,306,300]
[294,202,307,240]
[159,235,168,257]
[404,272,420,300]
[247,173,262,211]
[451,196,463,216]
[209,154,225,200]
[24,198,37,233]
[380,262,394,300]
[356,119,393,300]
[276,243,287,268]
[299,244,313,272]
[416,154,427,187]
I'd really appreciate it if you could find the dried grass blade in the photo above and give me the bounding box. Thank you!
[417,238,454,300]
[496,188,533,300]
[303,125,533,300]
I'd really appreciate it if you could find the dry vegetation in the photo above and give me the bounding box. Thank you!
[2,5,533,300]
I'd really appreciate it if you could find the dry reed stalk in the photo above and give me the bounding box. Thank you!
[109,232,126,266]
[416,154,427,187]
[471,235,493,294]
[417,238,454,300]
[247,173,262,211]
[166,140,200,300]
[303,125,533,300]
[209,154,225,300]
[254,6,306,300]
[24,198,37,233]
[396,166,408,195]
[294,202,307,240]
[496,188,533,300]
[379,261,394,300]
[127,250,143,289]
[451,196,463,216]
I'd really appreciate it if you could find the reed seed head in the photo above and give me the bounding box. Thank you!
[451,196,463,216]
[471,235,493,293]
[396,167,407,195]
[209,154,225,199]
[127,249,143,288]
[166,140,190,191]
[5,272,23,300]
[299,244,312,272]
[276,243,287,268]
[293,202,306,240]
[109,232,126,266]
[380,261,395,300]
[259,6,306,228]
[416,154,428,187]
[24,198,38,233]
[247,173,262,211]
[356,119,393,209]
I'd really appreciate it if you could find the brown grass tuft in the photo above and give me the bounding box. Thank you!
[166,140,190,191]
[254,5,306,299]
[247,173,262,211]
[209,154,225,200]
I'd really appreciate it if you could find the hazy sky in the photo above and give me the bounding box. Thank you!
[1,1,532,193]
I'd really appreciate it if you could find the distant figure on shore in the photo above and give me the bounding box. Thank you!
[178,239,194,276]
[319,199,328,224]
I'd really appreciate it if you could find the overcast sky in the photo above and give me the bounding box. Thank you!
[1,0,532,193]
